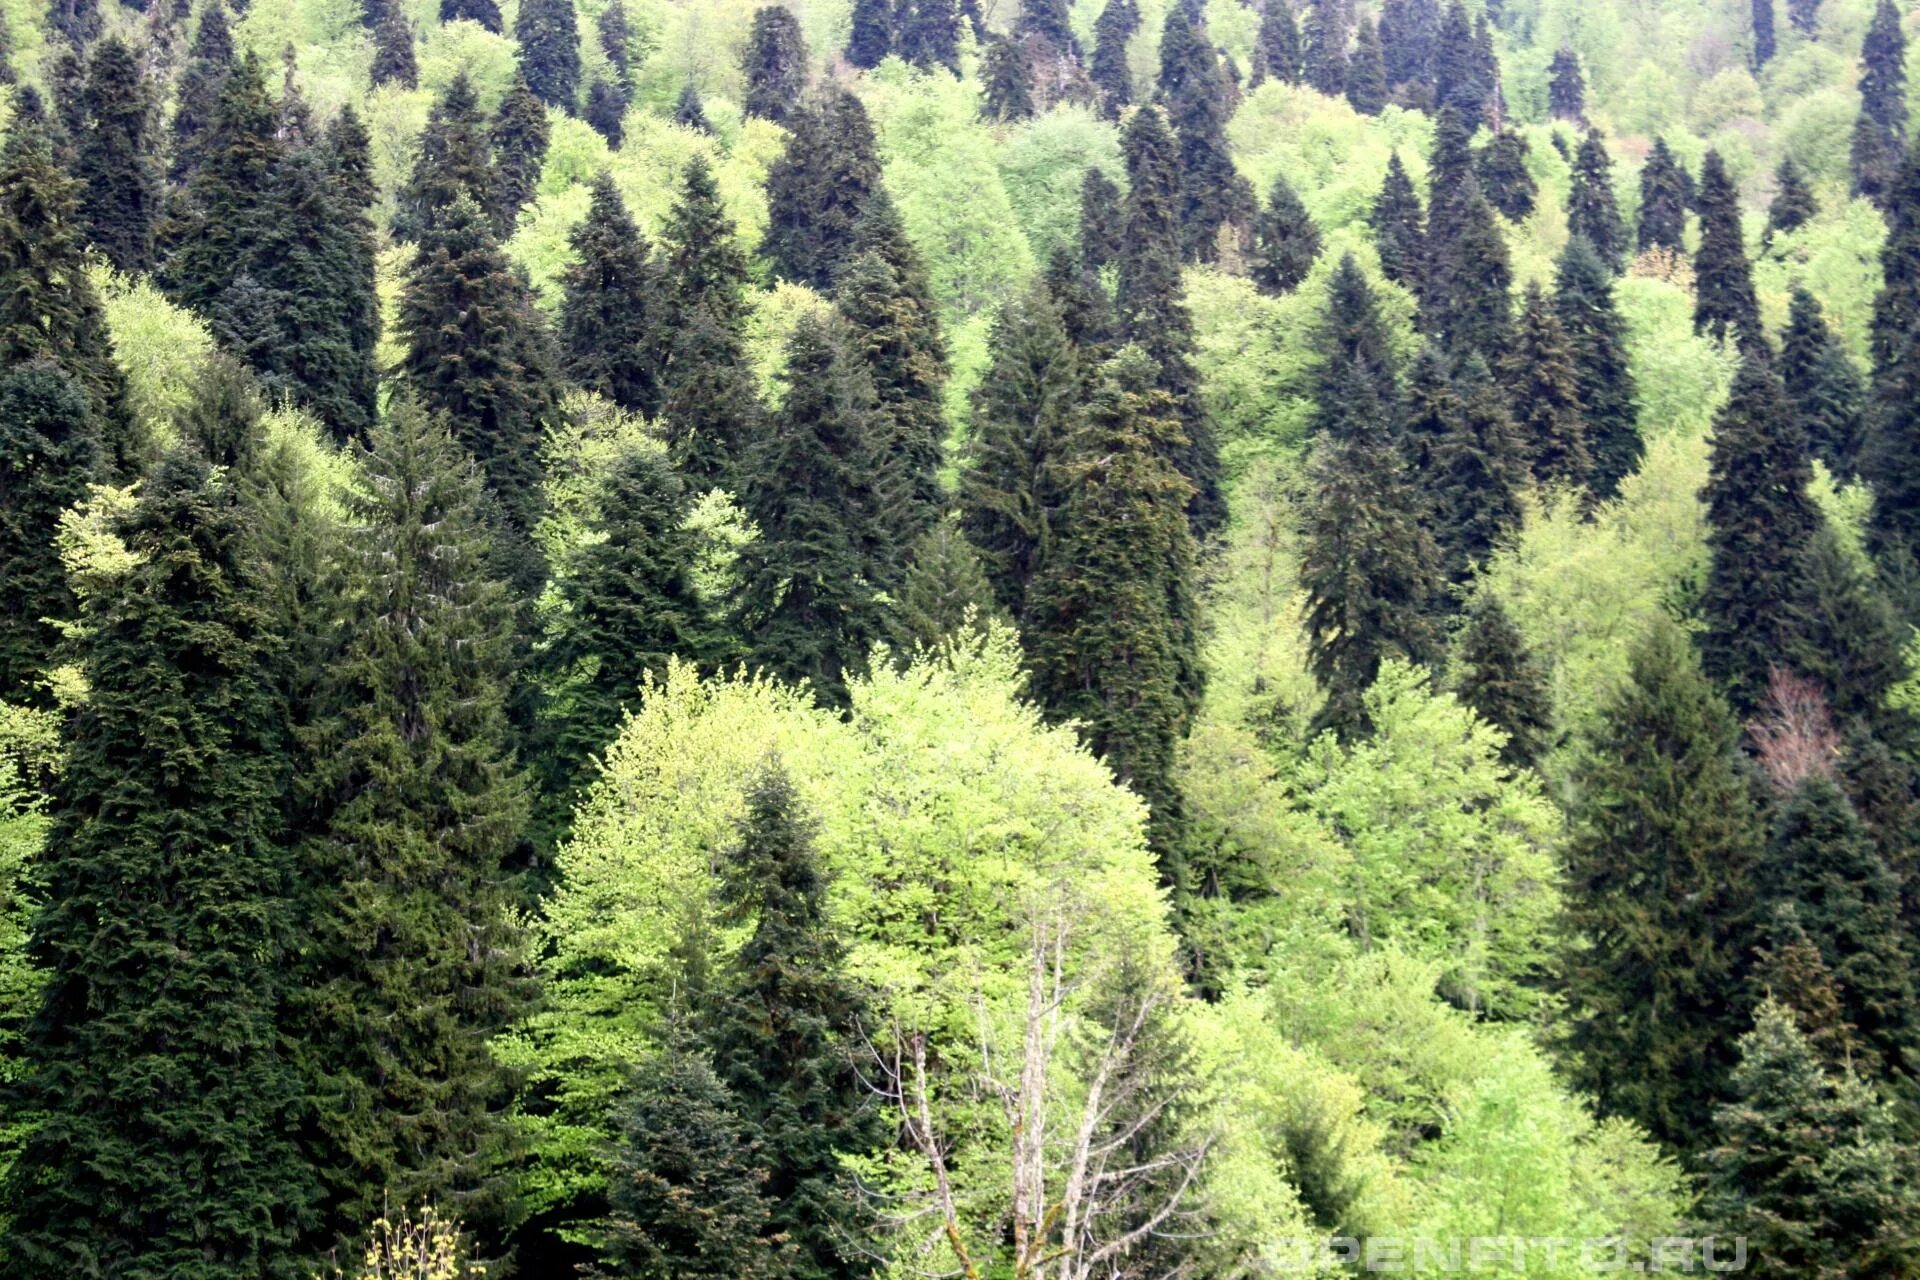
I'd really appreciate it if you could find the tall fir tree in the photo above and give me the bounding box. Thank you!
[959,282,1080,615]
[1423,105,1477,263]
[1694,149,1764,350]
[160,51,282,318]
[744,5,808,122]
[1699,354,1822,707]
[1786,0,1821,35]
[170,0,235,181]
[1783,524,1917,751]
[1378,0,1439,97]
[1089,0,1137,114]
[1554,236,1642,499]
[1115,104,1223,531]
[441,0,504,32]
[1428,178,1512,364]
[1159,3,1256,262]
[1452,592,1553,769]
[735,311,902,705]
[1300,0,1348,95]
[369,7,418,88]
[1253,0,1301,86]
[585,77,627,147]
[1433,0,1491,121]
[1872,135,1920,393]
[1250,172,1321,294]
[1699,1001,1920,1276]
[1502,281,1590,489]
[1023,345,1203,863]
[559,172,665,417]
[1752,0,1776,68]
[836,193,949,530]
[1851,0,1907,205]
[530,447,714,848]
[1079,164,1126,271]
[75,36,158,272]
[982,35,1037,122]
[1430,352,1527,585]
[1475,128,1535,221]
[0,116,134,471]
[1370,151,1426,291]
[1014,0,1077,56]
[2,449,314,1280]
[491,73,551,232]
[705,769,885,1278]
[1751,903,1860,1071]
[1567,130,1628,271]
[295,397,534,1242]
[0,362,99,699]
[1313,253,1399,442]
[899,0,960,71]
[1766,153,1818,240]
[1559,618,1766,1149]
[895,515,1006,648]
[845,0,894,68]
[1547,46,1585,122]
[397,193,564,548]
[657,155,760,490]
[395,71,494,241]
[599,0,638,88]
[1864,313,1920,576]
[1636,137,1691,255]
[1759,774,1920,1083]
[1781,285,1865,476]
[1345,16,1389,114]
[514,0,580,103]
[763,89,883,290]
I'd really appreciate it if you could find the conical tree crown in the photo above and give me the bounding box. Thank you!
[744,5,809,122]
[1636,137,1690,255]
[559,172,665,416]
[1554,235,1642,499]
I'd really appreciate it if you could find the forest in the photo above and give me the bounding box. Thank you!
[0,0,1918,1272]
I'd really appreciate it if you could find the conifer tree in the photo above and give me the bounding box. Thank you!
[1560,618,1765,1149]
[0,362,98,699]
[559,173,664,417]
[1023,345,1202,860]
[896,515,1006,648]
[1553,239,1641,501]
[1872,138,1920,386]
[1475,129,1534,221]
[899,0,960,71]
[2,449,314,1280]
[397,193,564,545]
[1428,178,1511,363]
[1501,281,1590,489]
[599,0,637,88]
[1786,0,1820,37]
[836,195,949,528]
[1423,105,1477,260]
[658,157,760,490]
[1313,254,1399,442]
[1301,0,1348,96]
[1079,164,1126,271]
[0,117,134,471]
[171,0,234,181]
[1548,46,1585,122]
[1453,593,1552,769]
[959,283,1079,615]
[1636,137,1690,255]
[1344,17,1388,114]
[1752,903,1859,1070]
[585,78,627,147]
[531,448,714,845]
[744,6,808,122]
[1378,0,1438,97]
[1864,317,1920,574]
[1370,151,1426,290]
[395,71,493,241]
[1250,172,1321,294]
[491,74,551,232]
[1766,154,1817,241]
[1851,0,1907,205]
[1694,150,1764,350]
[763,89,883,290]
[1567,130,1628,271]
[1398,340,1457,479]
[1780,285,1865,476]
[598,1021,785,1280]
[736,311,901,704]
[1015,0,1077,57]
[161,52,282,317]
[1752,0,1775,68]
[1160,3,1255,261]
[1700,355,1821,706]
[441,0,503,31]
[1252,0,1301,86]
[846,0,894,68]
[1089,0,1137,113]
[668,82,709,134]
[1431,352,1527,584]
[296,397,534,1240]
[75,37,157,272]
[1116,104,1222,531]
[370,7,418,89]
[983,36,1037,122]
[1699,1001,1920,1276]
[1784,524,1917,749]
[220,144,379,439]
[1760,774,1920,1082]
[706,768,885,1278]
[1433,0,1489,121]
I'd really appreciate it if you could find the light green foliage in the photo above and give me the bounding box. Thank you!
[1294,661,1562,1017]
[742,279,827,397]
[418,19,521,107]
[91,265,214,451]
[1230,82,1434,236]
[1755,195,1885,362]
[535,392,663,570]
[1616,272,1739,440]
[506,628,1175,1229]
[994,105,1123,264]
[1690,67,1765,134]
[0,698,55,1195]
